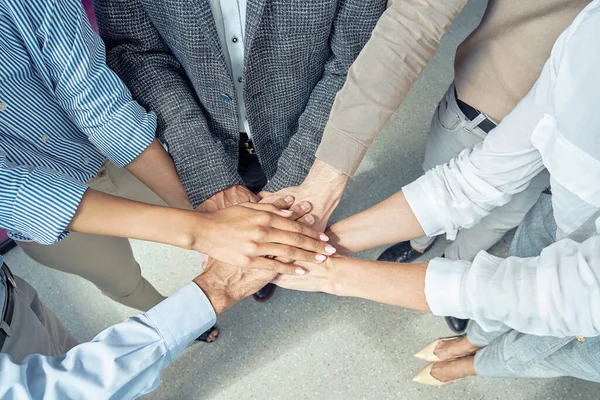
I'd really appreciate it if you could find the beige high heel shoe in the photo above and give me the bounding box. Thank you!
[412,363,464,386]
[414,337,463,362]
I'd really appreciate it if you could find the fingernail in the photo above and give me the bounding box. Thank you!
[285,196,294,203]
[281,209,293,214]
[295,268,306,275]
[320,233,329,241]
[325,245,336,255]
[301,202,311,211]
[315,254,327,262]
[304,215,315,224]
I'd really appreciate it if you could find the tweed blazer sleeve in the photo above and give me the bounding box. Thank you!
[93,0,244,207]
[262,0,386,193]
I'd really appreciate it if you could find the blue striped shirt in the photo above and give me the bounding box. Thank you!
[0,0,156,244]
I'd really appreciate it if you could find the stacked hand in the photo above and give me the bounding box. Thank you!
[194,192,328,312]
[259,160,348,232]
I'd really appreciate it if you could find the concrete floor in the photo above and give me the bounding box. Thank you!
[5,0,600,399]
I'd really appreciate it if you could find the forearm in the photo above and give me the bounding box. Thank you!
[126,139,192,209]
[67,189,203,250]
[328,190,424,254]
[317,0,467,176]
[330,259,430,312]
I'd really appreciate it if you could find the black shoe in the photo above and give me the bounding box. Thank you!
[196,326,219,343]
[253,283,277,302]
[445,317,468,334]
[377,238,437,263]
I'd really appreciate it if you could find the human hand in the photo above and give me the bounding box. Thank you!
[272,256,347,294]
[193,257,277,314]
[195,197,336,274]
[196,185,258,212]
[259,160,348,232]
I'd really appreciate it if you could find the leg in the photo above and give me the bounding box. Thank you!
[508,192,556,258]
[2,276,78,362]
[445,171,549,261]
[18,232,165,312]
[473,330,597,381]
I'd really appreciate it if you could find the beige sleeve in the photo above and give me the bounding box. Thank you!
[315,0,468,176]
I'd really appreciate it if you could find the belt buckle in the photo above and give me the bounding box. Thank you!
[244,139,256,155]
[1,264,16,289]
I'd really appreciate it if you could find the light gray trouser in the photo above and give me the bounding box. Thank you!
[410,84,549,261]
[1,275,78,362]
[467,194,600,382]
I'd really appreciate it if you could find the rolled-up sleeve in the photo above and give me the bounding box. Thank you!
[40,0,156,167]
[425,233,600,337]
[316,0,467,176]
[0,153,88,244]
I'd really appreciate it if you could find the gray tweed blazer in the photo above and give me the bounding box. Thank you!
[94,0,385,207]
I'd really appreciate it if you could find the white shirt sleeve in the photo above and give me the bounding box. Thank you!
[426,228,600,337]
[0,282,216,400]
[405,2,600,337]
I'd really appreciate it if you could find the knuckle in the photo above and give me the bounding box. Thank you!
[292,233,304,244]
[246,241,259,253]
[283,246,295,257]
[253,226,269,240]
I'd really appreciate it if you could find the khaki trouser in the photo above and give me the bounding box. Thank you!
[1,275,78,362]
[17,162,166,312]
[410,84,549,261]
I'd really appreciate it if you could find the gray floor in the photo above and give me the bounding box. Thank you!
[5,1,600,399]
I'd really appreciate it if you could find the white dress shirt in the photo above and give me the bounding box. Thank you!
[0,282,216,399]
[403,1,600,338]
[209,0,251,136]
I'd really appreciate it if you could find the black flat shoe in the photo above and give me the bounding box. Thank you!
[445,317,468,334]
[253,283,277,302]
[377,238,437,263]
[196,326,219,343]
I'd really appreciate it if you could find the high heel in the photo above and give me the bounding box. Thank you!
[414,336,463,362]
[412,363,463,386]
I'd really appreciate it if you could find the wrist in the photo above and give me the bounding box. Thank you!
[325,257,352,296]
[307,159,348,184]
[193,272,235,315]
[301,161,348,206]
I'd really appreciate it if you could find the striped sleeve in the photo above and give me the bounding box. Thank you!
[38,0,156,167]
[0,153,88,245]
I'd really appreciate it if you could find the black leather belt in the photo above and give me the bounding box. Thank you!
[0,263,17,350]
[454,89,497,134]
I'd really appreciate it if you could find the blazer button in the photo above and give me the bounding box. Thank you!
[0,102,6,111]
[219,93,232,103]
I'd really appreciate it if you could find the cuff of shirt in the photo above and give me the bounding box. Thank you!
[315,123,369,177]
[403,176,447,237]
[145,282,217,363]
[87,106,157,168]
[425,258,472,319]
[12,169,88,245]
